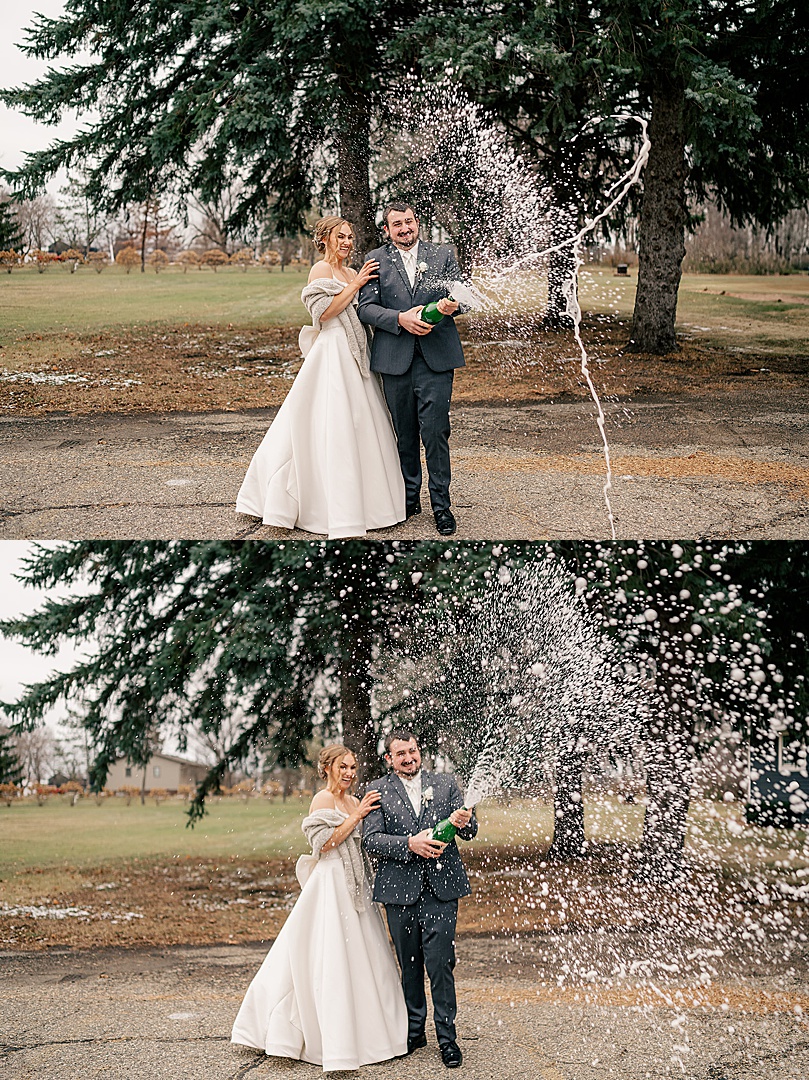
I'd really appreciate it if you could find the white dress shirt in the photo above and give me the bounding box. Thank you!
[397,241,420,288]
[399,770,422,817]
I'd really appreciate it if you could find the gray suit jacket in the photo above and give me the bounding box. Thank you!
[357,241,466,375]
[362,771,477,905]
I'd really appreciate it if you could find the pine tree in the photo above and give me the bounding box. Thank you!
[0,729,23,785]
[3,540,806,865]
[1,1,424,255]
[0,196,22,251]
[0,541,504,820]
[410,0,809,353]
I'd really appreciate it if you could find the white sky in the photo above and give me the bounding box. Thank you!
[1,2,81,186]
[0,541,79,729]
[0,543,197,761]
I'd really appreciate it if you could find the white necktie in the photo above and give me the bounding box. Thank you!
[402,774,421,816]
[402,249,416,288]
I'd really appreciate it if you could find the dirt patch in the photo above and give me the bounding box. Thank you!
[459,451,809,498]
[2,846,804,957]
[2,318,807,416]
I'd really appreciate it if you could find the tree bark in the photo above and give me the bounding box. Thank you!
[546,750,588,860]
[338,619,378,783]
[139,200,149,274]
[542,246,576,331]
[628,75,687,354]
[636,731,693,882]
[336,91,377,260]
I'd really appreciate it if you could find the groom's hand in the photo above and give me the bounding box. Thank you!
[449,808,472,828]
[408,830,447,858]
[398,307,433,336]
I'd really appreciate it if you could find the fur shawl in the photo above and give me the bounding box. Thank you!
[300,278,372,378]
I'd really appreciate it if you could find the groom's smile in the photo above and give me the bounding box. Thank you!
[385,209,419,251]
[386,737,422,777]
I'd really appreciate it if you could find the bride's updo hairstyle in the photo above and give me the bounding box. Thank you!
[318,743,356,791]
[313,216,353,263]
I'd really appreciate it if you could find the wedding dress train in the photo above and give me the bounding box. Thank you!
[235,288,406,539]
[231,826,408,1070]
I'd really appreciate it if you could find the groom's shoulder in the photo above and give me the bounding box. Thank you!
[366,243,389,261]
[366,773,391,792]
[422,240,452,257]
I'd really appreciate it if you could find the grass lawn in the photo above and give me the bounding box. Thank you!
[1,791,804,874]
[1,794,805,949]
[0,264,311,334]
[2,263,808,358]
[2,263,806,416]
[1,795,309,870]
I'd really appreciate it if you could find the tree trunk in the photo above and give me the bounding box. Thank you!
[546,750,588,860]
[542,246,576,331]
[628,75,687,354]
[140,200,149,274]
[336,92,377,260]
[636,733,693,882]
[339,620,378,783]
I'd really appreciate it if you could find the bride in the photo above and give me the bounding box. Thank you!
[231,745,408,1070]
[235,217,406,538]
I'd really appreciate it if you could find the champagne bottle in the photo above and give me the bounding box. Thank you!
[420,295,455,325]
[431,809,470,843]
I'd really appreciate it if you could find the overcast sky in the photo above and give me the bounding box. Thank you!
[1,2,81,184]
[0,541,80,728]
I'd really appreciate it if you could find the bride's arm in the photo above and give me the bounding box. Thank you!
[310,263,379,322]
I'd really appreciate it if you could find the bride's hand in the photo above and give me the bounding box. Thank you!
[354,260,379,288]
[356,790,382,819]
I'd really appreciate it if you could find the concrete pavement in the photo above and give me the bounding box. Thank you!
[2,396,808,539]
[2,929,808,1080]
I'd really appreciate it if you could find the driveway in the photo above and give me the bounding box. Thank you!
[2,928,807,1080]
[2,394,808,539]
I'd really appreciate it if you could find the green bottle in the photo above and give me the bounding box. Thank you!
[431,808,470,843]
[420,296,455,325]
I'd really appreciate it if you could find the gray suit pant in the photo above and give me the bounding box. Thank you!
[385,888,458,1046]
[381,345,454,512]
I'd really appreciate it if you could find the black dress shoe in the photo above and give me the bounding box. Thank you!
[434,508,457,535]
[440,1040,462,1067]
[406,500,422,519]
[407,1033,427,1054]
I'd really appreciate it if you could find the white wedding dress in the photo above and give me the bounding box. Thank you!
[231,813,408,1070]
[235,282,406,539]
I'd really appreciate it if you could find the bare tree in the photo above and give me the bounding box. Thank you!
[13,728,57,784]
[16,196,56,256]
[190,184,259,256]
[53,174,110,256]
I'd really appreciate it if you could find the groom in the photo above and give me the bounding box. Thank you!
[357,203,466,536]
[362,729,476,1069]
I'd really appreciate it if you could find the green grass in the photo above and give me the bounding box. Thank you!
[2,263,808,356]
[580,267,809,356]
[0,796,308,870]
[0,264,310,333]
[2,793,804,879]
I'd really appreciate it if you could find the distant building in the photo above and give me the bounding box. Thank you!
[106,752,209,794]
[47,772,72,788]
[747,733,809,827]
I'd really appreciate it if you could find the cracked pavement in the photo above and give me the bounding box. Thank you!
[2,394,808,539]
[2,931,808,1080]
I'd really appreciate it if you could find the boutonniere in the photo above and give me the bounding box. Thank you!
[422,785,434,804]
[417,261,428,275]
